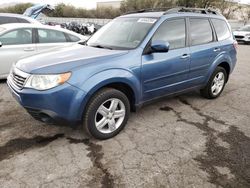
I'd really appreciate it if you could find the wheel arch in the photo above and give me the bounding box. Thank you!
[77,69,141,121]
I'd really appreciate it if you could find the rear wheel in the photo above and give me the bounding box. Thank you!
[200,67,227,99]
[83,88,130,140]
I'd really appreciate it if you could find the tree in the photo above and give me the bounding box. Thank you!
[0,3,33,14]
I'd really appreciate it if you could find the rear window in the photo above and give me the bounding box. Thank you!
[190,18,213,46]
[17,18,30,23]
[0,16,19,24]
[212,19,231,41]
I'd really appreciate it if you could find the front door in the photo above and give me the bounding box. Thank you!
[142,18,190,101]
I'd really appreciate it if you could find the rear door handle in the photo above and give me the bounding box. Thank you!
[214,48,220,52]
[24,47,35,52]
[180,54,190,59]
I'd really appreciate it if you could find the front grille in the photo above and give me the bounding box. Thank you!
[235,35,244,39]
[9,67,29,90]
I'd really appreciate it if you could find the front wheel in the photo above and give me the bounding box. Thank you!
[83,88,130,140]
[200,67,228,99]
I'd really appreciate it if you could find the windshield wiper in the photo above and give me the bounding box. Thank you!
[90,44,113,50]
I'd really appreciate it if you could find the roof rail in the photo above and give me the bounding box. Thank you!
[164,7,220,15]
[123,7,173,15]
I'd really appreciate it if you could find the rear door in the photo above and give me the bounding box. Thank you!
[35,28,72,52]
[0,28,36,76]
[188,18,221,85]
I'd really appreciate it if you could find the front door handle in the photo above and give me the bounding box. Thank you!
[24,47,35,52]
[180,54,190,59]
[214,48,221,52]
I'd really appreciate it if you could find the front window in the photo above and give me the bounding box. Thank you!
[87,17,157,50]
[238,25,250,32]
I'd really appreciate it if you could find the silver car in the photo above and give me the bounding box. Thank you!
[233,25,250,44]
[0,23,87,79]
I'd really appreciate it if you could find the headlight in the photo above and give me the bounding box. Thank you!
[25,72,71,90]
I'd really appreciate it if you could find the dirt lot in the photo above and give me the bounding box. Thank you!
[0,44,250,188]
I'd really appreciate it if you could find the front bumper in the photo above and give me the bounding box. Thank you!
[7,78,87,125]
[235,35,250,42]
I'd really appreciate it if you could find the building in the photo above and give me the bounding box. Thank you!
[97,1,122,9]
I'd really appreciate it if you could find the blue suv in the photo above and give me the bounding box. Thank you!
[7,8,237,139]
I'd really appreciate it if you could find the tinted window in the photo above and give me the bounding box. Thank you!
[190,18,213,46]
[212,19,231,41]
[68,34,80,42]
[0,16,19,24]
[152,19,186,50]
[0,28,32,45]
[38,29,67,43]
[18,18,30,23]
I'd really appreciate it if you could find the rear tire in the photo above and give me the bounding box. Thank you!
[83,88,130,140]
[200,67,228,99]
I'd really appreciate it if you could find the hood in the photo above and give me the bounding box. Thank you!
[15,44,129,74]
[233,30,250,36]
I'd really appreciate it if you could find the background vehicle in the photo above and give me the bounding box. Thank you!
[7,8,237,139]
[0,23,87,78]
[233,25,250,44]
[0,13,41,25]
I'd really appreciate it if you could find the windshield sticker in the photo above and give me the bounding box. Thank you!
[137,18,157,24]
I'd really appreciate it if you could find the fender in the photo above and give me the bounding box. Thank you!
[75,68,141,120]
[204,52,233,84]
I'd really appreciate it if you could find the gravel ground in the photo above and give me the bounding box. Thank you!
[0,44,250,188]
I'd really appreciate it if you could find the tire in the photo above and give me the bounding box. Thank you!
[200,67,228,99]
[83,88,130,140]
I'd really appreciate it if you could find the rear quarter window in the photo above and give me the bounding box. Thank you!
[211,19,231,41]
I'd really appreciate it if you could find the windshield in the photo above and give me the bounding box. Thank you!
[87,17,157,50]
[238,25,250,32]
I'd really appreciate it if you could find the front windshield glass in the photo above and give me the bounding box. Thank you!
[238,25,250,32]
[87,17,157,50]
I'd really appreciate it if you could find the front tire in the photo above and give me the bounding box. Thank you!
[83,88,130,140]
[200,67,228,99]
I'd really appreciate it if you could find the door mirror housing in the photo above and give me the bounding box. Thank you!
[150,40,170,53]
[0,42,2,48]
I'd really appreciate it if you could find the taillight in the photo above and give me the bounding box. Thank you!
[233,40,238,51]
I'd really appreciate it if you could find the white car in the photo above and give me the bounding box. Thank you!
[233,25,250,43]
[0,23,87,79]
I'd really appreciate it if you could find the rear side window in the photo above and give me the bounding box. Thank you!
[0,16,19,24]
[190,18,213,46]
[152,19,186,50]
[38,29,67,43]
[212,19,231,41]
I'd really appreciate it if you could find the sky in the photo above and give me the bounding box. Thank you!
[0,0,249,9]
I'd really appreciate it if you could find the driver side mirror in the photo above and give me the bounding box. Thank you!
[150,40,170,53]
[0,42,2,48]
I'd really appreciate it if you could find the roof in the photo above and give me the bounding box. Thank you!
[121,12,164,18]
[121,8,224,19]
[0,23,87,40]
